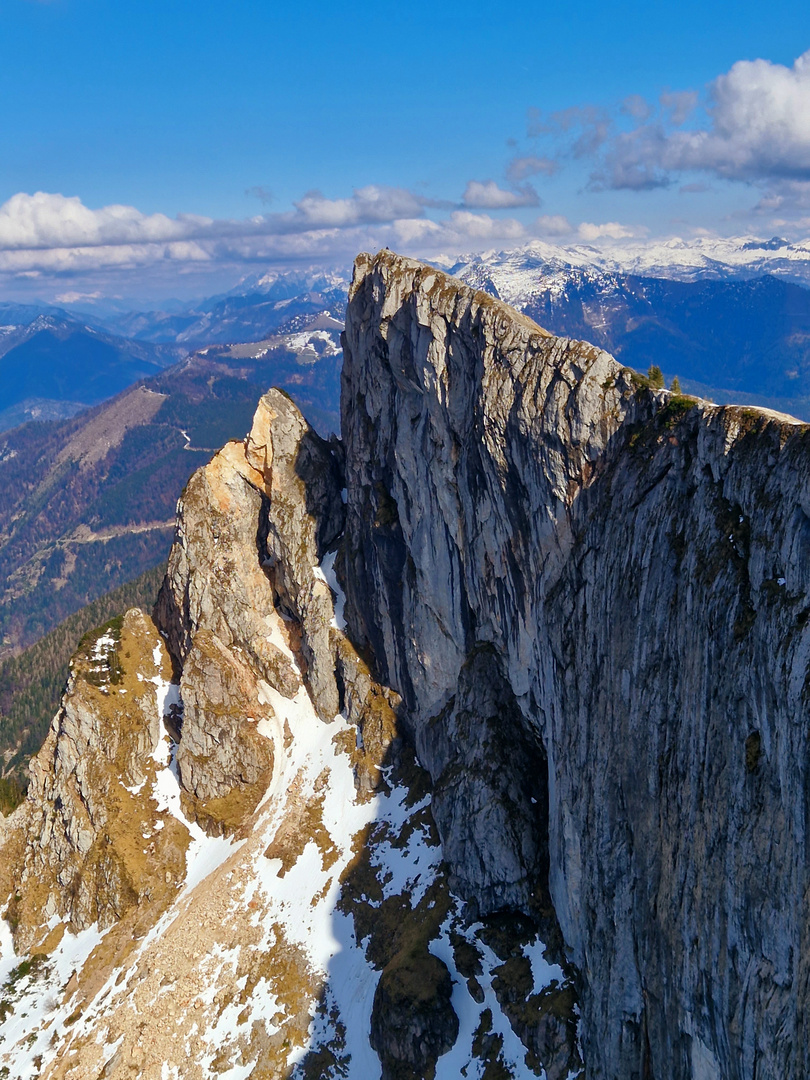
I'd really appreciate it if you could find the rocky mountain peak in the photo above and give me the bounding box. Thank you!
[0,250,808,1079]
[343,249,810,1079]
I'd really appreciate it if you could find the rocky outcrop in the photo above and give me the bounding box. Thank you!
[342,250,810,1079]
[370,948,459,1080]
[154,435,301,697]
[176,629,275,833]
[8,608,188,950]
[154,389,348,828]
[156,389,344,722]
[243,389,344,720]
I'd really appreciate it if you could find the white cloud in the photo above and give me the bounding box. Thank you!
[691,52,810,178]
[0,185,433,261]
[435,211,526,241]
[0,187,539,291]
[391,218,444,245]
[0,187,650,297]
[54,290,102,303]
[638,51,810,184]
[461,180,539,209]
[535,214,572,236]
[0,239,210,274]
[590,50,810,191]
[293,185,428,226]
[578,221,640,241]
[525,50,810,209]
[0,186,435,279]
[0,191,206,250]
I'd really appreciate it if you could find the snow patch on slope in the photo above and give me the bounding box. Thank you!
[0,631,578,1079]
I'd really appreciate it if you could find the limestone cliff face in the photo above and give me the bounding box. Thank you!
[153,391,346,832]
[342,250,810,1079]
[1,250,808,1080]
[5,384,526,1080]
[156,391,344,726]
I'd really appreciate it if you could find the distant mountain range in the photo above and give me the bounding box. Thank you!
[0,270,347,433]
[0,305,184,431]
[443,234,810,286]
[0,316,341,659]
[450,265,810,418]
[97,267,349,345]
[3,237,809,434]
[447,239,810,419]
[57,236,810,421]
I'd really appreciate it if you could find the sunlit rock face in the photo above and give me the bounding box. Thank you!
[342,249,810,1079]
[0,250,808,1080]
[0,377,581,1080]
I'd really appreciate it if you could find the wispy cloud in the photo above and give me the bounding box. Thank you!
[530,104,612,158]
[461,180,540,209]
[752,178,810,212]
[659,90,698,127]
[529,49,810,201]
[621,95,652,122]
[245,185,273,204]
[535,214,573,236]
[54,289,102,303]
[506,155,557,182]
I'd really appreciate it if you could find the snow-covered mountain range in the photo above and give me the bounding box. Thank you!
[444,234,810,300]
[5,233,810,436]
[441,237,810,418]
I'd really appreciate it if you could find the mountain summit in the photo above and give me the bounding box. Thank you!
[0,251,808,1079]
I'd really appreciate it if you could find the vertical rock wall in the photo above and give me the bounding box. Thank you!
[341,250,810,1079]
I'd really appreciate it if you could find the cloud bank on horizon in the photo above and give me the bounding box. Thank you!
[2,48,810,300]
[0,187,644,290]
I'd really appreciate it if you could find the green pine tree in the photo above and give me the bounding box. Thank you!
[648,365,665,389]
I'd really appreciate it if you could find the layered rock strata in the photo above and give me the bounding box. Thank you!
[341,250,810,1079]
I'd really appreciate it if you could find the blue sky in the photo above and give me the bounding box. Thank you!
[1,0,810,300]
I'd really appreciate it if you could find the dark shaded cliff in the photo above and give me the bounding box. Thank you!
[341,250,810,1079]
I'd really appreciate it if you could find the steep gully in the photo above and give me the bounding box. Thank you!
[0,249,807,1079]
